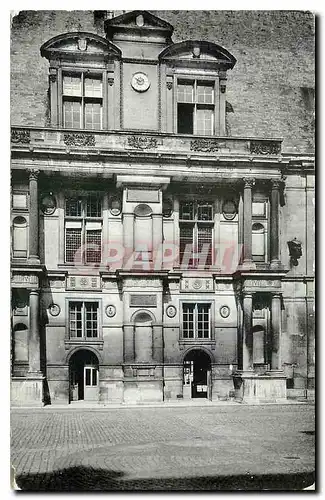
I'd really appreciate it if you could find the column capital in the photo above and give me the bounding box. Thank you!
[271,179,281,190]
[30,288,40,295]
[243,177,255,189]
[272,292,282,299]
[29,169,40,181]
[243,292,254,300]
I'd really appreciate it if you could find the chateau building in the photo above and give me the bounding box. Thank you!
[10,10,315,406]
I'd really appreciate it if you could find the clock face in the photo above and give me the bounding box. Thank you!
[131,72,150,92]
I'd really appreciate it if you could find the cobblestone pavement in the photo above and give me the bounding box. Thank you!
[11,404,315,491]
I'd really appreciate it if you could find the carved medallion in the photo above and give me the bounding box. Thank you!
[220,305,230,318]
[109,196,122,216]
[222,200,237,220]
[166,305,177,318]
[106,305,116,318]
[49,304,61,317]
[193,279,202,289]
[131,72,150,92]
[41,193,57,215]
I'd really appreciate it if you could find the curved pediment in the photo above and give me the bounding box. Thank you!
[40,32,121,62]
[159,40,236,69]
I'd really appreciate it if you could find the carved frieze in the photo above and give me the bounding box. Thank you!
[181,278,214,292]
[244,279,281,290]
[11,129,31,144]
[127,136,158,150]
[190,139,219,153]
[63,133,95,147]
[66,275,101,290]
[250,140,281,155]
[12,274,39,287]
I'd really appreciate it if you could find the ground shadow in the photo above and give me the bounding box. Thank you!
[16,466,315,491]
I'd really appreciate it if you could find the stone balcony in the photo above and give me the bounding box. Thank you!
[11,126,282,159]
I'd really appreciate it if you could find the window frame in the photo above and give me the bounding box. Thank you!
[59,68,106,130]
[65,299,102,343]
[252,195,269,263]
[179,200,214,269]
[64,194,103,265]
[180,301,213,341]
[176,76,217,136]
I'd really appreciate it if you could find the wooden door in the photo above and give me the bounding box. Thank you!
[84,366,99,401]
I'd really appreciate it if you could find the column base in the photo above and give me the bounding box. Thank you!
[233,370,287,403]
[11,375,45,407]
[240,260,256,271]
[28,256,40,265]
[270,259,283,270]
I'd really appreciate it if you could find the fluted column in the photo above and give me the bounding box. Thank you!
[242,177,255,267]
[152,325,163,363]
[270,179,281,268]
[28,289,41,374]
[123,324,135,363]
[271,293,282,370]
[28,170,40,263]
[242,293,253,370]
[123,213,134,266]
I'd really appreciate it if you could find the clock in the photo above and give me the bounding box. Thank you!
[131,72,150,92]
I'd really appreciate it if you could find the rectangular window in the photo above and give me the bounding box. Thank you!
[177,80,214,135]
[252,197,268,262]
[69,301,98,339]
[63,73,102,130]
[65,195,102,264]
[179,201,213,268]
[182,303,211,339]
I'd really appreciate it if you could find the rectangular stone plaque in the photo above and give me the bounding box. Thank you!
[12,274,39,287]
[130,294,157,307]
[127,189,160,203]
[180,278,214,292]
[66,275,101,290]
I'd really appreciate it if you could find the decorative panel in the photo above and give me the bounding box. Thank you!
[180,278,214,292]
[66,275,101,290]
[130,294,157,307]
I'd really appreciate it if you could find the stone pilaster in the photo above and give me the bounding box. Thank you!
[152,214,163,265]
[28,289,41,374]
[28,169,40,263]
[123,213,134,266]
[242,177,255,268]
[242,293,253,370]
[271,293,282,370]
[123,324,134,363]
[270,179,281,269]
[152,325,163,363]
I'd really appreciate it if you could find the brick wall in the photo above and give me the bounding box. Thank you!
[11,10,315,153]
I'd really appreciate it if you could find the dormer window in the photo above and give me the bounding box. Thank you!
[177,80,215,135]
[63,73,103,130]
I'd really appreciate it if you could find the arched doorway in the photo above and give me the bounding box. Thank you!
[183,349,212,400]
[69,349,99,403]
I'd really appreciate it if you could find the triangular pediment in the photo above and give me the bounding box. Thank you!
[159,40,236,69]
[105,10,173,43]
[40,32,121,61]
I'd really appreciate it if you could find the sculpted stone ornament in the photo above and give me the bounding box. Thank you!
[190,139,219,153]
[127,136,158,150]
[131,72,150,92]
[287,238,302,266]
[63,133,96,147]
[250,140,281,155]
[11,129,30,144]
[166,81,173,90]
[243,177,255,189]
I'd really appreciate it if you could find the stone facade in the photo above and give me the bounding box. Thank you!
[10,10,315,406]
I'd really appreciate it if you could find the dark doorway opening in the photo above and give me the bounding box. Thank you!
[183,349,211,399]
[69,349,99,403]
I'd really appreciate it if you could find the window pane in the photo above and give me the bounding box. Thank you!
[85,102,102,130]
[69,303,82,337]
[197,304,210,338]
[197,83,214,104]
[64,101,81,129]
[198,202,213,221]
[92,368,97,386]
[65,197,82,217]
[177,82,194,103]
[180,202,194,220]
[197,226,213,267]
[196,108,213,136]
[65,228,82,263]
[180,225,194,268]
[84,77,102,98]
[63,75,82,96]
[85,302,98,338]
[183,304,195,338]
[85,368,91,386]
[86,230,101,263]
[86,196,102,217]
